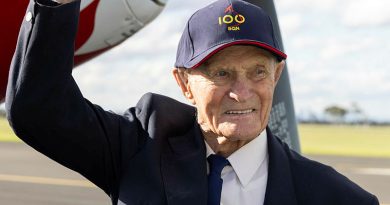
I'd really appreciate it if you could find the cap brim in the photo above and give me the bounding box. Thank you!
[185,40,287,69]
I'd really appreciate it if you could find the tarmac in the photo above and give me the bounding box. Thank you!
[0,142,389,205]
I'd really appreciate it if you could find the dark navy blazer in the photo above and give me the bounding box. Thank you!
[5,0,379,204]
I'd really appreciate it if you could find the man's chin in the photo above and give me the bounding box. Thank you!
[220,130,260,142]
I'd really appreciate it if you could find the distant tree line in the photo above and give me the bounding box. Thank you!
[298,102,389,125]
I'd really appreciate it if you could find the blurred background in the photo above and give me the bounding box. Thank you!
[0,0,389,204]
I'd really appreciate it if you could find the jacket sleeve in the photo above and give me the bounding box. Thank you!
[5,0,140,196]
[370,195,379,205]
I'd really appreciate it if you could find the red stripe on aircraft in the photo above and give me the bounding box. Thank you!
[74,46,113,66]
[0,0,30,101]
[75,0,100,51]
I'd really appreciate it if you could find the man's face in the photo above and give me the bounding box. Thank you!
[173,45,284,142]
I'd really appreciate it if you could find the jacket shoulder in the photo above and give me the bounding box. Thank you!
[123,93,196,138]
[279,140,378,204]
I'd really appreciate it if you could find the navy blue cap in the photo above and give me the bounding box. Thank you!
[175,0,287,69]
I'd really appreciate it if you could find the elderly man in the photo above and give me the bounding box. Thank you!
[6,0,378,204]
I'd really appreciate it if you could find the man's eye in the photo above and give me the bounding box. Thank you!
[215,70,228,77]
[207,69,231,85]
[254,68,268,79]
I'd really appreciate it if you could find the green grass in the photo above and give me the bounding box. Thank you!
[0,117,20,142]
[1,117,389,157]
[299,124,390,158]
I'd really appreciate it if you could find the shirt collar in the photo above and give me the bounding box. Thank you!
[205,129,268,187]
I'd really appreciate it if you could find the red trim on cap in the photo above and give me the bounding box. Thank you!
[191,40,287,69]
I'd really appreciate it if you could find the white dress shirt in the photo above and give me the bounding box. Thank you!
[205,130,269,205]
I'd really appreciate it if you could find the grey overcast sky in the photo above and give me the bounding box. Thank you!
[3,0,389,121]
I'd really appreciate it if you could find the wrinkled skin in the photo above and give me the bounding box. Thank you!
[173,45,285,157]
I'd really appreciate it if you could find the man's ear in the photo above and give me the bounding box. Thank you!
[273,60,285,84]
[172,68,195,104]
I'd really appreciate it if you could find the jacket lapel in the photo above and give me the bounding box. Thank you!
[162,125,299,205]
[264,127,298,205]
[161,123,208,205]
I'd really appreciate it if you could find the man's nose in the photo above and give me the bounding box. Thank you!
[228,76,253,103]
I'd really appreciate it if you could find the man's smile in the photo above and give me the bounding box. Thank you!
[224,109,256,115]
